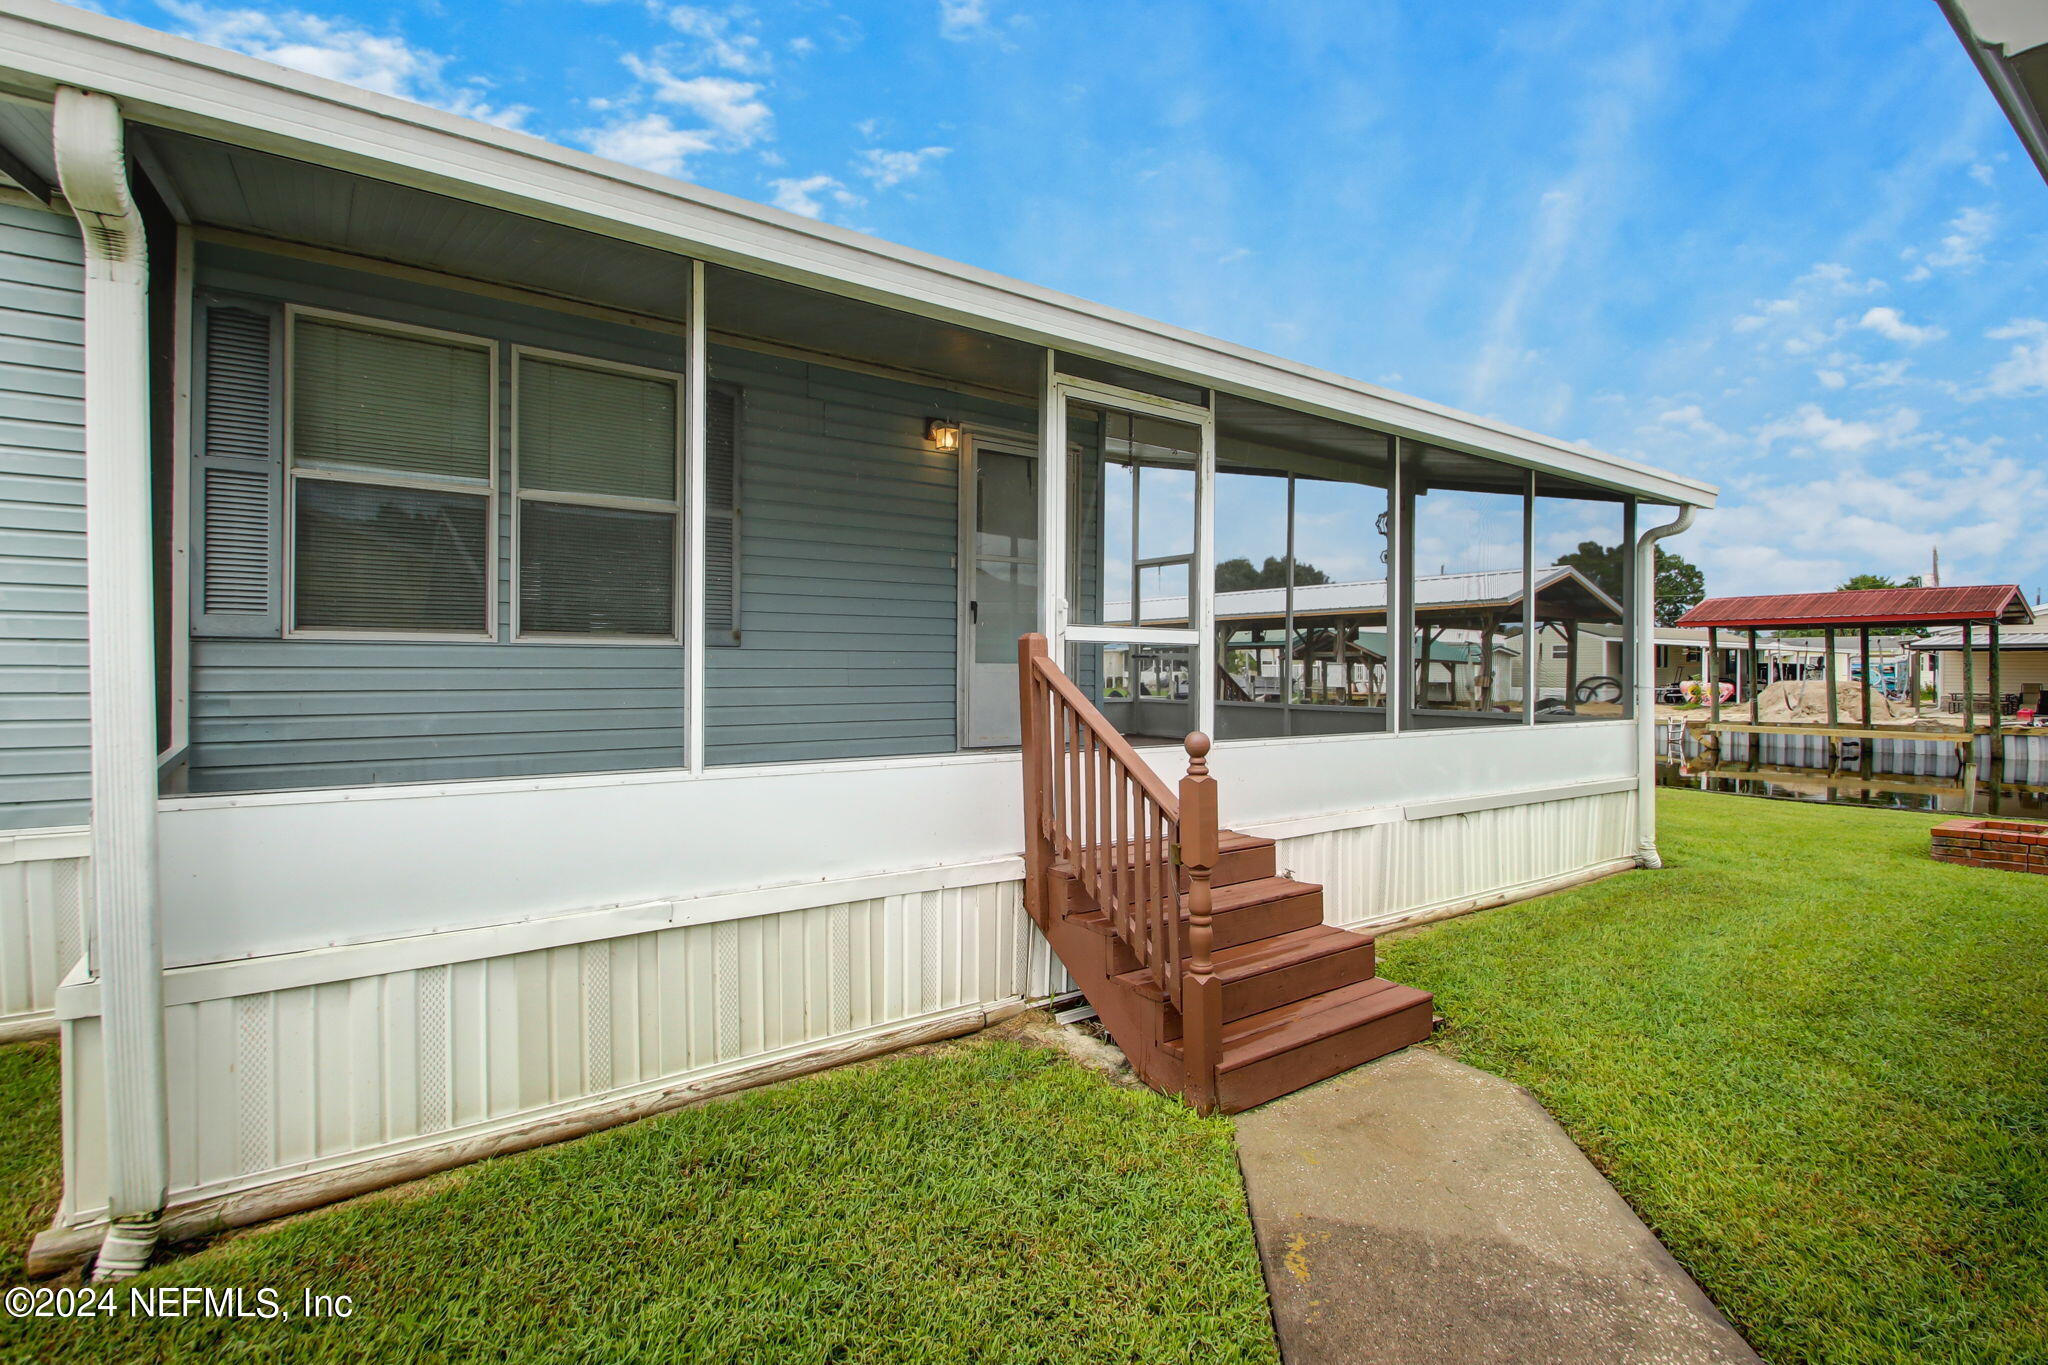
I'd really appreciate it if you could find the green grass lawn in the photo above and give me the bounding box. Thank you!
[4,790,2041,1363]
[1380,790,2048,1365]
[0,1033,1276,1364]
[0,1040,61,1287]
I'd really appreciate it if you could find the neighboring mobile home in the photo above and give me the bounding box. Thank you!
[1907,625,2048,712]
[0,3,1714,1274]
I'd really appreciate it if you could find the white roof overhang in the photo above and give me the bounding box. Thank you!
[1941,0,2048,184]
[0,0,1717,507]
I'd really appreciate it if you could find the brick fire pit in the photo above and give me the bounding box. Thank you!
[1930,818,2048,875]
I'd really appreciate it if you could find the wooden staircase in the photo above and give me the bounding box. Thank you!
[1019,635,1434,1114]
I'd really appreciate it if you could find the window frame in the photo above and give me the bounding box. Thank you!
[282,304,502,643]
[509,343,687,644]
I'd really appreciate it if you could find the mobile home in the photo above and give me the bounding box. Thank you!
[0,2,1714,1274]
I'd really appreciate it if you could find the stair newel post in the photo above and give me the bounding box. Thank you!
[1018,634,1052,927]
[1179,732,1222,1115]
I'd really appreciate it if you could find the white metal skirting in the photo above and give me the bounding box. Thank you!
[1273,789,1637,933]
[48,787,1632,1230]
[56,880,1068,1225]
[0,829,91,1037]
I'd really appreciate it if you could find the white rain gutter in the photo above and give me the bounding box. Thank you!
[54,86,169,1280]
[1634,503,1697,869]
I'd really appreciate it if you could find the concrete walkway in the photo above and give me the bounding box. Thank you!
[1235,1049,1759,1365]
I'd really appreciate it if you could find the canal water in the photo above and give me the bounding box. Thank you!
[1655,724,2048,817]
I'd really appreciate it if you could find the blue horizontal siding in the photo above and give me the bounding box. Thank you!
[0,202,87,830]
[188,639,686,791]
[185,245,690,794]
[703,345,1032,766]
[181,247,1036,789]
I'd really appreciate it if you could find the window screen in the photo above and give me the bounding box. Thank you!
[293,317,493,483]
[518,356,677,500]
[515,352,682,638]
[288,313,495,635]
[294,480,491,633]
[519,502,677,636]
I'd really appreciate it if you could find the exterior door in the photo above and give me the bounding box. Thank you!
[961,439,1041,747]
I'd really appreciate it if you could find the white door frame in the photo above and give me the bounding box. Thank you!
[957,431,1043,748]
[1041,371,1216,737]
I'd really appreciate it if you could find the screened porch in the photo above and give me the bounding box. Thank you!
[129,126,1651,803]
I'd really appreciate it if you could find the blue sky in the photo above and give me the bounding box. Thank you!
[101,0,2048,600]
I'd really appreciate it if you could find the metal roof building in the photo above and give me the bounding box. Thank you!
[1674,585,2036,630]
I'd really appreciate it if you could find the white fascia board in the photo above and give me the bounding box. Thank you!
[0,1,1717,509]
[1949,0,2048,54]
[1941,0,2048,183]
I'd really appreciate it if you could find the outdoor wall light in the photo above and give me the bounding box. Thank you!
[926,418,962,453]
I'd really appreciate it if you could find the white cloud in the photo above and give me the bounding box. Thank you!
[1755,402,1920,454]
[769,173,863,219]
[854,145,950,189]
[580,113,716,177]
[939,0,995,40]
[1924,206,1993,272]
[1857,306,1945,346]
[1653,404,1731,441]
[161,3,528,127]
[1982,318,2048,397]
[654,4,771,74]
[621,53,772,144]
[1816,369,1846,390]
[1693,446,2048,594]
[1731,262,1884,336]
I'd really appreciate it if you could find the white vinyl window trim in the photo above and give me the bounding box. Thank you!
[509,343,687,644]
[282,304,501,643]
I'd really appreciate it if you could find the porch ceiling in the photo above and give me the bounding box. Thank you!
[137,127,697,322]
[1215,392,1391,478]
[0,94,55,201]
[704,264,1042,397]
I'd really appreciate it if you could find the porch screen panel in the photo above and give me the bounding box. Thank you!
[1068,406,1201,631]
[1532,475,1633,721]
[1211,395,1392,741]
[288,312,495,635]
[514,352,682,639]
[1402,444,1530,728]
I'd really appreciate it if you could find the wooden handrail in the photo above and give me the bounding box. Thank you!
[1017,633,1223,1112]
[1024,648,1181,813]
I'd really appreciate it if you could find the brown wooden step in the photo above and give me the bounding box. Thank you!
[1118,925,1377,1034]
[1214,831,1277,888]
[1066,875,1325,952]
[1049,830,1280,919]
[1166,976,1436,1113]
[1063,829,1276,894]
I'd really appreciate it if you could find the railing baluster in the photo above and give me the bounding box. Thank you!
[1093,729,1109,919]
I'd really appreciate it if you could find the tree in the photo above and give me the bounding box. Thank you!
[1213,555,1329,591]
[1835,573,1924,634]
[1555,540,1706,627]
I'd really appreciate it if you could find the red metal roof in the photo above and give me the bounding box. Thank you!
[1674,585,2034,629]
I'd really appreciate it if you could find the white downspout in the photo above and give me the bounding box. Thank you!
[1634,503,1697,869]
[54,87,168,1280]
